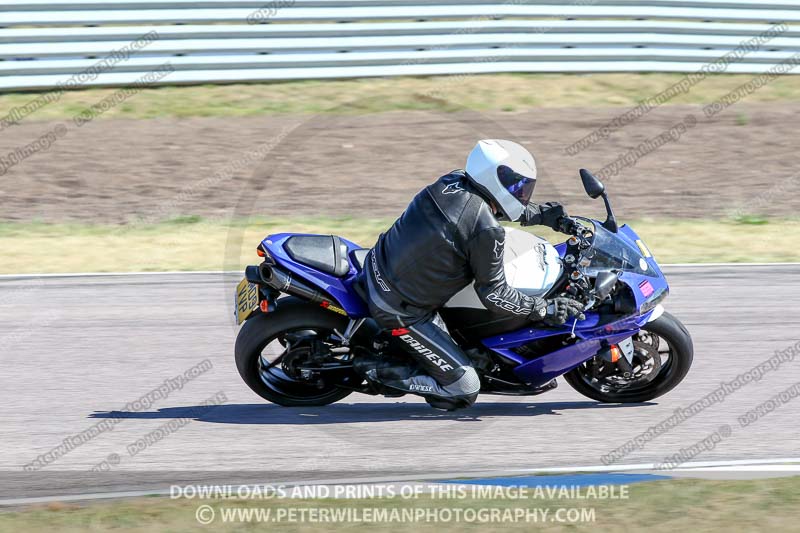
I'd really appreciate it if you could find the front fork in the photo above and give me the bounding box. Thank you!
[597,336,636,376]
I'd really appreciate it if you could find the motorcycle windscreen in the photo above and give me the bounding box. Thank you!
[579,220,654,277]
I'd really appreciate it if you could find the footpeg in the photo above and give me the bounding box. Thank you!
[352,353,415,397]
[531,379,558,394]
[360,369,406,397]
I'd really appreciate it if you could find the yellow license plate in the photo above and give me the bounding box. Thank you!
[235,278,260,325]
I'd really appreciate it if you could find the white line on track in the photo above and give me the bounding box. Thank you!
[1,263,798,280]
[2,458,798,507]
[0,271,231,280]
[506,457,800,473]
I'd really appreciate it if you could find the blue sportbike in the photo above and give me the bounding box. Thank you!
[234,169,693,406]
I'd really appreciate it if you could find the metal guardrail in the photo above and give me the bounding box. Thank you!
[1,1,799,91]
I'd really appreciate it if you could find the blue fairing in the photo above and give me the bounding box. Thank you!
[617,224,669,311]
[257,220,668,387]
[483,222,668,385]
[483,310,654,387]
[261,233,370,317]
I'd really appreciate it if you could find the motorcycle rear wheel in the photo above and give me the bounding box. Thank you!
[235,297,357,407]
[564,311,693,403]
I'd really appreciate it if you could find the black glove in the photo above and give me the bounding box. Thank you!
[557,216,578,235]
[536,297,585,326]
[539,202,568,231]
[520,202,568,231]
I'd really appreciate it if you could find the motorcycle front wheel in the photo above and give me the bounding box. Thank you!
[564,311,693,403]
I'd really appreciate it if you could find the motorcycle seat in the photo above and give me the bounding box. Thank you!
[284,235,352,277]
[350,248,370,272]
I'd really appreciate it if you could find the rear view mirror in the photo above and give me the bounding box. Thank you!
[580,169,605,199]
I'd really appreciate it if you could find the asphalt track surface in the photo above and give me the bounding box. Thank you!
[1,265,799,499]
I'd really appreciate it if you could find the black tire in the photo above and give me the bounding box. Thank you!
[564,311,693,403]
[235,297,355,407]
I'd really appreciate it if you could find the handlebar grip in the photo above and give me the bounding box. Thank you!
[557,216,578,235]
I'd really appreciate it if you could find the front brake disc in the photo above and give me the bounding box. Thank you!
[591,340,662,391]
[619,340,662,388]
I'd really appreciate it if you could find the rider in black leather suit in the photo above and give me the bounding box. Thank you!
[356,140,585,410]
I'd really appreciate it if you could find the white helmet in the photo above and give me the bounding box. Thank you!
[464,139,537,221]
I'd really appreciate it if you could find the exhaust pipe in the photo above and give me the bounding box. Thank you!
[258,263,328,305]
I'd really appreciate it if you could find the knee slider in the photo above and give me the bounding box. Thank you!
[445,366,481,396]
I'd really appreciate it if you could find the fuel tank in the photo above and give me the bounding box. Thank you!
[445,227,564,310]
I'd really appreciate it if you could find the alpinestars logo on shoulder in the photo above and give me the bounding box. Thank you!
[493,239,505,259]
[442,182,464,195]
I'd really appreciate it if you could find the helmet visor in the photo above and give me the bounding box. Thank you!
[497,165,536,205]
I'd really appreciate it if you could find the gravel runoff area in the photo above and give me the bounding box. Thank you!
[0,102,797,223]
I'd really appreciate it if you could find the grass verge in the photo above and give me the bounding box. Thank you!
[1,477,798,532]
[4,73,800,121]
[0,217,798,274]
